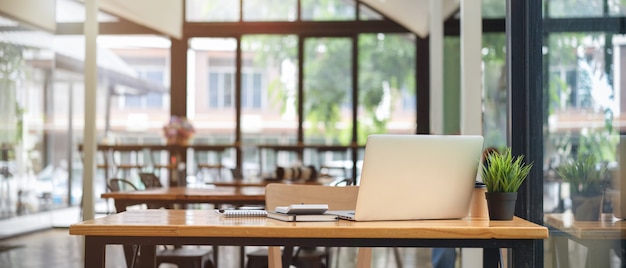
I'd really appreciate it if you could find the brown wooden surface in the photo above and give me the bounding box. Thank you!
[102,186,265,202]
[264,184,358,211]
[70,209,548,239]
[544,213,626,239]
[101,186,266,212]
[210,180,326,188]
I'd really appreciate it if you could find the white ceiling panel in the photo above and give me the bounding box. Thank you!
[360,0,460,37]
[0,0,56,32]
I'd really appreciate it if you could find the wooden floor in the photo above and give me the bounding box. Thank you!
[0,227,434,268]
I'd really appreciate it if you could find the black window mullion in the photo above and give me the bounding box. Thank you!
[508,0,544,265]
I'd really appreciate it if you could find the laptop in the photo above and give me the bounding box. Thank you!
[326,134,484,221]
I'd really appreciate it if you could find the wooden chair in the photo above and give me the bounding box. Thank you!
[246,183,371,268]
[106,178,214,268]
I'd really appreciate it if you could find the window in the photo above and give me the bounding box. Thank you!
[186,0,239,22]
[243,0,297,21]
[241,72,263,109]
[124,95,142,108]
[207,72,235,108]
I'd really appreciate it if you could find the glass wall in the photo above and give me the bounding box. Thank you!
[240,35,299,176]
[357,33,417,144]
[303,37,353,145]
[540,0,625,267]
[0,22,57,217]
[1,10,172,222]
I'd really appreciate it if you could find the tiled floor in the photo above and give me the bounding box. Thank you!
[0,227,434,268]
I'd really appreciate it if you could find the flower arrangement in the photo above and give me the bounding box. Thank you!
[163,116,195,145]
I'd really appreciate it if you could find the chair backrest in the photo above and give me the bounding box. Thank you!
[108,178,139,192]
[264,183,359,211]
[139,172,163,188]
[111,145,146,168]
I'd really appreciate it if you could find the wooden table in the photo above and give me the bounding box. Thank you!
[79,143,239,186]
[256,144,364,180]
[70,209,548,268]
[101,186,266,213]
[101,185,265,267]
[545,213,626,268]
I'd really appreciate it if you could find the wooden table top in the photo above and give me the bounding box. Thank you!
[70,209,548,239]
[210,179,329,188]
[101,186,266,203]
[545,213,626,239]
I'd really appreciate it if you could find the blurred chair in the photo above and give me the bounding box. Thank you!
[111,145,147,183]
[246,183,368,268]
[139,172,163,189]
[107,178,214,268]
[316,147,350,179]
[107,178,139,192]
[149,147,176,180]
[194,147,225,182]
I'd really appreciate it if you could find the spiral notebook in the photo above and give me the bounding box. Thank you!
[216,209,268,218]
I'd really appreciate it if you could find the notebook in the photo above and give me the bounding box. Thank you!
[326,134,484,221]
[266,211,338,222]
[216,209,267,218]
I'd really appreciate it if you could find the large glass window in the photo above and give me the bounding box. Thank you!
[482,33,508,149]
[186,0,240,22]
[542,28,624,266]
[547,0,605,17]
[240,35,299,176]
[303,37,352,145]
[243,0,298,21]
[357,33,417,144]
[301,0,356,21]
[482,0,506,18]
[0,31,57,217]
[189,38,237,146]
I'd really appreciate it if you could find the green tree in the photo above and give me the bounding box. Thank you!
[0,42,25,145]
[357,34,415,143]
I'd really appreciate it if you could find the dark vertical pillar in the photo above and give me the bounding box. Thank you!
[507,0,544,267]
[352,34,359,181]
[416,36,430,134]
[170,38,188,117]
[170,37,188,186]
[297,36,304,144]
[235,36,243,170]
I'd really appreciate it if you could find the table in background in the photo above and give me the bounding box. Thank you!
[544,213,626,268]
[101,185,266,213]
[70,209,548,268]
[79,143,238,186]
[256,144,363,180]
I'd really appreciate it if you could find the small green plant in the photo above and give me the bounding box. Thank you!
[481,148,533,192]
[556,154,607,196]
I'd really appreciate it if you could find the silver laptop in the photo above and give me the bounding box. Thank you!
[327,134,484,221]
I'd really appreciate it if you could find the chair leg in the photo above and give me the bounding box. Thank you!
[356,248,372,268]
[268,246,282,268]
[393,247,403,268]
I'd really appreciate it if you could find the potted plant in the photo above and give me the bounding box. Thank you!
[556,154,608,221]
[481,148,533,220]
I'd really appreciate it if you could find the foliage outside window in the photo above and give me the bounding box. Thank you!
[357,33,416,144]
[0,42,25,145]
